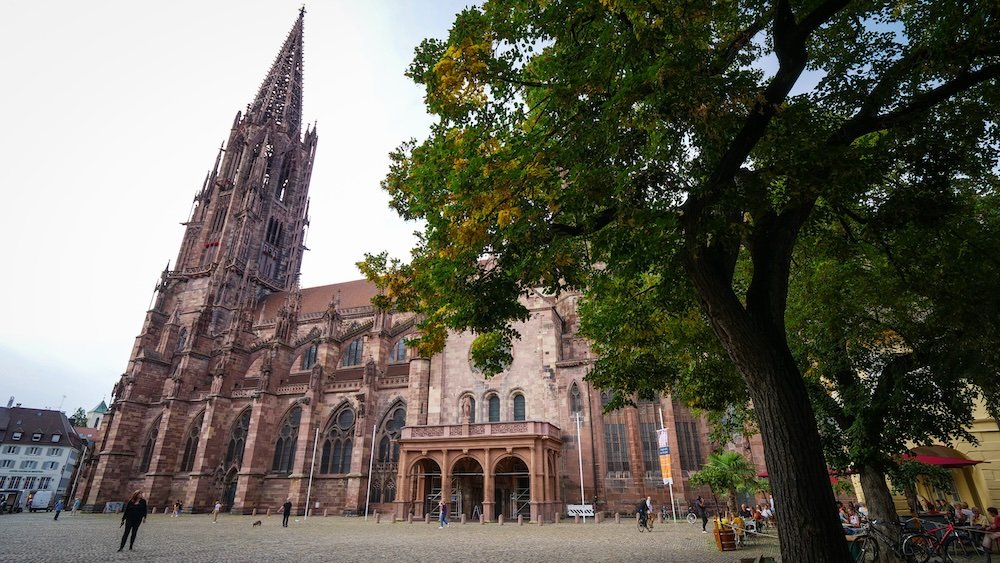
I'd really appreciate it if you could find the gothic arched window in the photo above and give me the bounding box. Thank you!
[389,339,407,363]
[301,343,318,370]
[320,406,355,474]
[376,404,406,463]
[341,338,363,367]
[271,407,301,473]
[179,412,204,472]
[570,382,583,414]
[138,417,161,473]
[512,393,526,421]
[637,396,662,476]
[225,408,251,468]
[601,392,630,475]
[487,394,500,422]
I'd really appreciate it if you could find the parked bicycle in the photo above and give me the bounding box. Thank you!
[853,519,932,563]
[904,518,986,562]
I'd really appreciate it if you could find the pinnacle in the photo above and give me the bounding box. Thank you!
[248,11,305,134]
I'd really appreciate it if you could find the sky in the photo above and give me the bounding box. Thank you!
[0,0,475,415]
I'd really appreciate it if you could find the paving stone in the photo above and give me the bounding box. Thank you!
[0,511,783,562]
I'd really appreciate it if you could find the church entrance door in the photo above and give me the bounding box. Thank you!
[494,456,530,520]
[451,457,484,519]
[408,458,441,519]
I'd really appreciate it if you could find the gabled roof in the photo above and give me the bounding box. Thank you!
[257,278,378,321]
[90,400,108,414]
[0,406,83,449]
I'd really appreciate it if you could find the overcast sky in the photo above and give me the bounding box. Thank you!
[0,0,474,415]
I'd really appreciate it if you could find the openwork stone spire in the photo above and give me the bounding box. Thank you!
[248,9,305,134]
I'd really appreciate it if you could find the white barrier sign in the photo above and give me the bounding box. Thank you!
[567,504,594,517]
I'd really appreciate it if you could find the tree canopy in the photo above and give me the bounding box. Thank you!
[69,408,88,428]
[361,1,1000,560]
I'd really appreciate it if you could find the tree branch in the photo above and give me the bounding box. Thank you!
[833,62,1000,144]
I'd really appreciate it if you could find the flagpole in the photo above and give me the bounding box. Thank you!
[305,426,319,519]
[659,405,677,522]
[364,421,378,521]
[573,412,586,523]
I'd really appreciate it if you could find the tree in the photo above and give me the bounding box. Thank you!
[788,182,1000,551]
[361,2,1000,560]
[688,451,761,518]
[69,408,88,428]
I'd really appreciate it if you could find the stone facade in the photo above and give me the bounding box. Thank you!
[81,12,723,521]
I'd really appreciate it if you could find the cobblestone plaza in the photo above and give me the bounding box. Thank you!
[3,512,782,562]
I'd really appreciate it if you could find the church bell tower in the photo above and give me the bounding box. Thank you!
[84,10,317,509]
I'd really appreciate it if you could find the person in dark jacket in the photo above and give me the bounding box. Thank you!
[119,490,147,552]
[282,499,292,527]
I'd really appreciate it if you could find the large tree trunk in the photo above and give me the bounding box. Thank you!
[686,248,852,562]
[742,352,852,562]
[858,464,903,563]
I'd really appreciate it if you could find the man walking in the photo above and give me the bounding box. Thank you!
[697,496,709,533]
[282,499,292,527]
[53,498,64,520]
[438,499,449,528]
[212,500,222,523]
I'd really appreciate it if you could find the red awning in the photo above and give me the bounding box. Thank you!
[903,454,985,468]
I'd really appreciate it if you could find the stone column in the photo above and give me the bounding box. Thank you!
[483,448,495,521]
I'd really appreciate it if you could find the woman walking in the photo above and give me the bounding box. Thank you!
[119,490,147,552]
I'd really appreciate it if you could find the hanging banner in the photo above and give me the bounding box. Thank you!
[657,428,673,485]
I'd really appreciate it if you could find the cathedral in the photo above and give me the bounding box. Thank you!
[82,12,726,521]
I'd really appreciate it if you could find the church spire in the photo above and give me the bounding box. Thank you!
[248,9,305,135]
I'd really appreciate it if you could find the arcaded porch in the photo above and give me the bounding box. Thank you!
[393,421,562,522]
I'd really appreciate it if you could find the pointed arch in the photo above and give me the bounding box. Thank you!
[225,407,252,469]
[372,400,406,505]
[341,337,364,367]
[138,415,162,473]
[320,403,355,474]
[376,401,406,463]
[388,338,408,363]
[179,410,206,472]
[271,405,302,473]
[299,342,319,370]
[601,392,630,475]
[569,382,583,414]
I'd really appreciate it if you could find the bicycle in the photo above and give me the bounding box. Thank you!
[853,519,932,563]
[637,511,652,532]
[685,505,698,525]
[906,518,986,562]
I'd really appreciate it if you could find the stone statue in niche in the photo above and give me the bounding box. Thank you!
[461,396,471,423]
[309,364,323,391]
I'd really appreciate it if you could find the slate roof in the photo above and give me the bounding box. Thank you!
[257,278,379,321]
[0,406,84,449]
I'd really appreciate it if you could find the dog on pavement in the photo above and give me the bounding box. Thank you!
[252,520,262,527]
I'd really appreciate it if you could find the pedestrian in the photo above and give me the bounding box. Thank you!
[72,498,81,515]
[212,500,222,523]
[172,500,182,517]
[438,499,449,528]
[697,496,708,533]
[282,499,292,527]
[118,490,147,552]
[53,498,64,520]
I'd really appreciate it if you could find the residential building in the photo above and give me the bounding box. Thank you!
[0,406,84,510]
